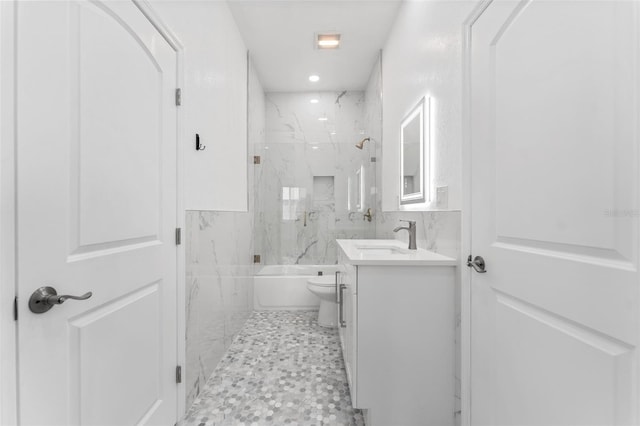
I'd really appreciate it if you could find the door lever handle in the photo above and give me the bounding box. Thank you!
[467,255,487,273]
[29,286,93,313]
[50,292,92,304]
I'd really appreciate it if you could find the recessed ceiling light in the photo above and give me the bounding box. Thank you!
[310,99,319,104]
[309,75,320,83]
[316,33,341,50]
[312,146,319,150]
[318,117,328,121]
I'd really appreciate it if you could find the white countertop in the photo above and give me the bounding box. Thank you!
[336,239,457,266]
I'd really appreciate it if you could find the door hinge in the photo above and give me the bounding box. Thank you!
[175,88,182,106]
[175,228,182,245]
[176,365,182,383]
[13,297,18,321]
[253,155,261,164]
[254,254,261,263]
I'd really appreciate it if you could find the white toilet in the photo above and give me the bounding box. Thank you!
[307,275,338,327]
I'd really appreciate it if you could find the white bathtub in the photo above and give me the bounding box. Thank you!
[254,264,339,310]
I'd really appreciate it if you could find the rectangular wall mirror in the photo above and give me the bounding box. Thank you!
[400,97,428,205]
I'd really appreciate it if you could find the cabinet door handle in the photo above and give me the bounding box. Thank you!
[339,284,347,328]
[335,271,341,303]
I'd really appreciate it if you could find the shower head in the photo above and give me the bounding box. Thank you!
[355,137,371,149]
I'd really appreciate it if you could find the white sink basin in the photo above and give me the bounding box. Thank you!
[337,239,457,266]
[355,245,409,255]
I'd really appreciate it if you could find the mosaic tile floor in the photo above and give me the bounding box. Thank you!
[179,310,365,426]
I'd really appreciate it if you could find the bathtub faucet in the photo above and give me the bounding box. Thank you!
[363,208,373,222]
[393,220,417,250]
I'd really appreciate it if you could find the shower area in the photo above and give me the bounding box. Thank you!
[253,64,382,308]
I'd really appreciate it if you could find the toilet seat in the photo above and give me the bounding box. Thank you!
[308,276,335,287]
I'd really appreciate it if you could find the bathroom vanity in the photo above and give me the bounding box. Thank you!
[336,239,457,426]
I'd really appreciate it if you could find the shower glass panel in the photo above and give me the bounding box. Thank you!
[254,86,379,266]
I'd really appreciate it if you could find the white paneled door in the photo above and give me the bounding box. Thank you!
[16,1,178,424]
[469,1,639,424]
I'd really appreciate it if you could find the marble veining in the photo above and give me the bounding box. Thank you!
[185,211,255,409]
[179,311,365,426]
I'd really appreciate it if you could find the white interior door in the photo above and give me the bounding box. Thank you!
[16,1,179,424]
[470,0,639,424]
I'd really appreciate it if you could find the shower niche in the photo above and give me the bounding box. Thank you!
[313,176,335,207]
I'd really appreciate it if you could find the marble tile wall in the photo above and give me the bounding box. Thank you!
[184,211,254,408]
[184,59,265,409]
[255,91,376,266]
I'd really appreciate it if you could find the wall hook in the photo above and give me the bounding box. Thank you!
[196,133,206,151]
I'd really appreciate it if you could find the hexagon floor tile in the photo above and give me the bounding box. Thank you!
[179,311,365,426]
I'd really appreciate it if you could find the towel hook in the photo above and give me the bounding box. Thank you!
[196,133,206,151]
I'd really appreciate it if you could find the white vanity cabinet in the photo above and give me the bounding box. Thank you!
[336,239,457,426]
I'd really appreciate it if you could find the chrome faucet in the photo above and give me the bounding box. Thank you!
[393,220,417,250]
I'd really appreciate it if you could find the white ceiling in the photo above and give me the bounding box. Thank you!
[228,0,402,92]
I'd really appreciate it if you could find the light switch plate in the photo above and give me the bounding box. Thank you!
[436,186,448,209]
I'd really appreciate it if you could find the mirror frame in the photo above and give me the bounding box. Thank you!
[400,97,428,205]
[355,166,364,211]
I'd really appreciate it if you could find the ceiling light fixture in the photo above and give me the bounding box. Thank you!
[316,33,341,50]
[309,75,320,82]
[310,99,319,104]
[318,117,328,121]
